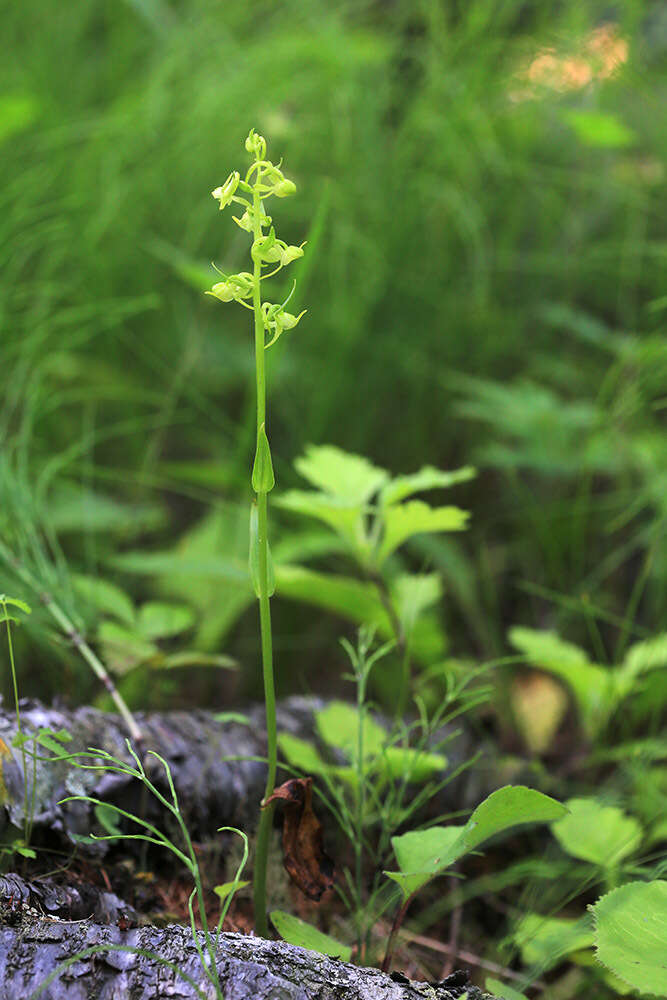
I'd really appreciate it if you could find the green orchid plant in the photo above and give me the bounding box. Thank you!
[207,129,305,937]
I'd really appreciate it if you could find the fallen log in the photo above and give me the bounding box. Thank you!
[0,904,489,1000]
[0,698,480,854]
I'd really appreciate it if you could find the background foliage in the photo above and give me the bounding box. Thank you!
[1,0,665,709]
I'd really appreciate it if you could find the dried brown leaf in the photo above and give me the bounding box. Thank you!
[264,777,334,901]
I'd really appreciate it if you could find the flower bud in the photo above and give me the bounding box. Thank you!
[211,171,240,210]
[207,281,234,302]
[245,129,267,160]
[280,309,306,331]
[206,271,254,303]
[273,178,296,198]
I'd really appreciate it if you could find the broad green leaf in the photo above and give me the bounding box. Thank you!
[553,798,642,867]
[136,602,195,640]
[251,424,275,493]
[591,881,667,996]
[97,621,158,674]
[270,910,352,961]
[110,550,248,582]
[393,573,443,638]
[564,110,636,149]
[378,501,469,564]
[382,746,448,783]
[509,627,612,737]
[72,575,135,626]
[458,785,567,854]
[294,445,387,504]
[486,977,529,1000]
[381,465,475,506]
[315,701,386,760]
[275,565,390,633]
[515,913,594,971]
[387,786,567,900]
[49,485,164,535]
[278,732,332,778]
[391,825,462,885]
[275,565,444,664]
[213,880,249,902]
[249,503,275,598]
[276,490,365,554]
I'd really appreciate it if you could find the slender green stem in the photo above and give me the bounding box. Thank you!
[354,660,366,958]
[2,597,30,847]
[250,183,277,939]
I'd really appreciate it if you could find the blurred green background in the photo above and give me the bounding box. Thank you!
[1,0,665,710]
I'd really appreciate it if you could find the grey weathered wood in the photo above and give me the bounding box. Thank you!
[0,698,477,853]
[0,907,489,1000]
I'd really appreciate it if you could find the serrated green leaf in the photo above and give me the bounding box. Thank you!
[592,881,667,996]
[136,602,195,640]
[553,798,642,868]
[378,501,469,564]
[618,634,667,698]
[270,910,352,961]
[276,490,365,554]
[251,423,275,493]
[380,465,475,506]
[294,445,388,504]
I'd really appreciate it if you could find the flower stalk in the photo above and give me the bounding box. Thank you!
[207,130,305,937]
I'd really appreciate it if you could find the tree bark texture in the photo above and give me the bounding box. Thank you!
[0,698,480,854]
[0,905,489,1000]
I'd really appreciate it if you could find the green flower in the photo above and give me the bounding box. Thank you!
[279,243,305,265]
[211,171,240,210]
[261,164,297,199]
[206,271,254,303]
[261,301,306,347]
